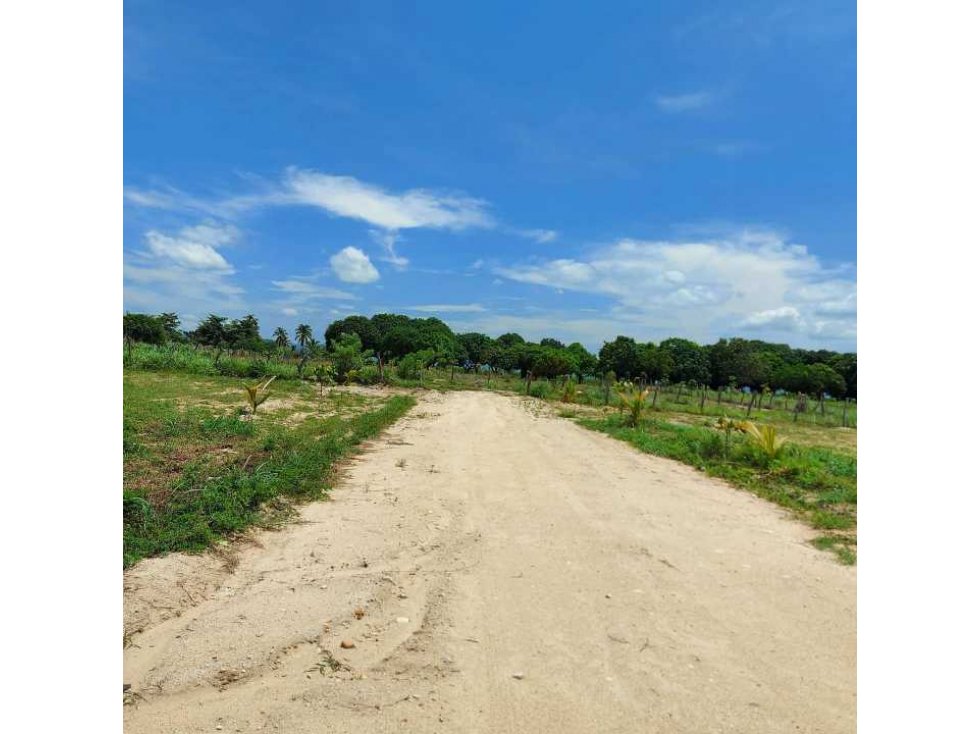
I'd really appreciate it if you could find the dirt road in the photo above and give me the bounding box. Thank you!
[123,391,856,733]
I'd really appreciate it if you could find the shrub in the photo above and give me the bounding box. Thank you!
[528,381,551,399]
[560,380,578,403]
[397,352,425,380]
[345,365,382,385]
[616,384,650,427]
[741,421,788,461]
[694,432,726,460]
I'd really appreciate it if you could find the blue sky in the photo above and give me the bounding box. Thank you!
[124,0,856,352]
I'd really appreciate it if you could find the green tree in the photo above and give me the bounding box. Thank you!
[709,338,771,389]
[598,336,641,380]
[457,332,494,365]
[565,342,598,382]
[808,363,848,398]
[329,332,370,378]
[190,314,230,349]
[638,342,672,383]
[830,353,857,399]
[227,314,262,351]
[325,315,379,352]
[295,324,313,352]
[496,332,526,349]
[659,338,710,384]
[123,313,166,345]
[273,327,291,349]
[532,347,574,379]
[158,312,183,341]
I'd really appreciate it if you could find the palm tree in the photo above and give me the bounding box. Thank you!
[295,324,313,352]
[273,327,290,349]
[295,324,314,379]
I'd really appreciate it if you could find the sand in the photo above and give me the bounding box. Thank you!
[124,390,855,733]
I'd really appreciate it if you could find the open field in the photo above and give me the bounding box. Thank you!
[124,354,858,567]
[123,390,855,733]
[123,370,415,567]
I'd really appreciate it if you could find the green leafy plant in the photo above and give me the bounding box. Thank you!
[560,380,578,403]
[312,365,333,396]
[244,376,276,414]
[715,415,748,456]
[741,420,788,460]
[616,384,651,427]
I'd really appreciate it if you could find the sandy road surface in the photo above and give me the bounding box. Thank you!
[124,391,855,733]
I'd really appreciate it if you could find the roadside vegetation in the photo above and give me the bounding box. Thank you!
[123,370,414,567]
[578,413,856,564]
[123,310,857,565]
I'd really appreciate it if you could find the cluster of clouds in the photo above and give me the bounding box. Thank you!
[125,170,854,348]
[124,223,245,317]
[125,169,557,305]
[494,230,855,345]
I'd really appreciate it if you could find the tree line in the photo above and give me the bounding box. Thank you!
[123,311,856,399]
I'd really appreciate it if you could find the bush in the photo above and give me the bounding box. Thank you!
[397,353,425,380]
[528,381,551,399]
[345,365,382,385]
[694,432,725,460]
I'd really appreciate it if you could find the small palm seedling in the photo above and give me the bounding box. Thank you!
[616,384,651,427]
[244,376,276,415]
[312,364,333,397]
[741,420,787,461]
[715,415,748,456]
[560,380,578,404]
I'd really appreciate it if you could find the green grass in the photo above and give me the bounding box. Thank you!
[123,370,414,568]
[576,414,857,564]
[125,342,316,380]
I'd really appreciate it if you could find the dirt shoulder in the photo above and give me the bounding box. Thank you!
[124,390,855,733]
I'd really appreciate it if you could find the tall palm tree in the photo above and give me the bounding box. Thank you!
[295,324,313,351]
[273,327,290,349]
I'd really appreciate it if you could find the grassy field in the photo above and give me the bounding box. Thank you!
[123,352,856,566]
[123,370,414,568]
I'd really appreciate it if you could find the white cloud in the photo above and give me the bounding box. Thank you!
[282,307,299,316]
[369,229,410,269]
[516,228,558,243]
[330,246,381,284]
[124,222,245,316]
[127,170,500,271]
[270,279,356,300]
[656,91,714,112]
[740,306,805,330]
[127,170,496,234]
[406,304,487,314]
[144,223,238,271]
[123,262,245,315]
[283,169,494,231]
[495,230,856,347]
